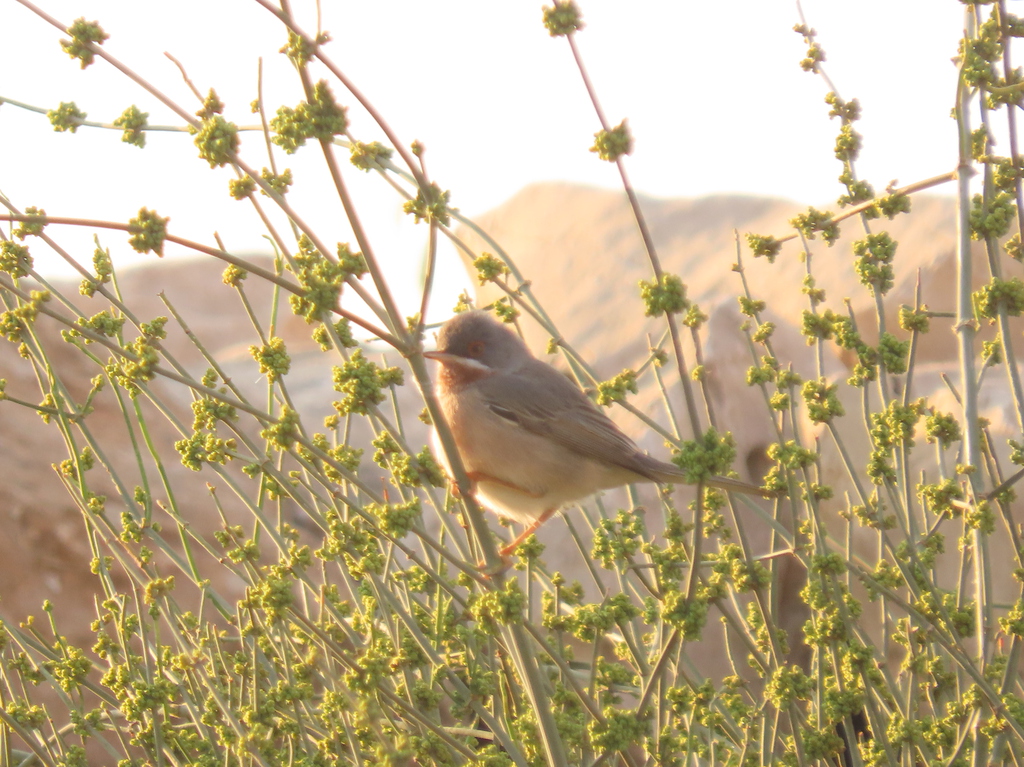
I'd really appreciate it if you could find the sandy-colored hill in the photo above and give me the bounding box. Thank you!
[459,181,978,369]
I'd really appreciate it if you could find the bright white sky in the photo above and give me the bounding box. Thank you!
[0,1,969,318]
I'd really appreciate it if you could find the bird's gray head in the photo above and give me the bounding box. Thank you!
[427,311,532,373]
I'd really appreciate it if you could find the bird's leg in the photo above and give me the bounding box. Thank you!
[453,471,548,572]
[477,509,557,576]
[499,508,557,559]
[448,474,476,499]
[447,474,479,533]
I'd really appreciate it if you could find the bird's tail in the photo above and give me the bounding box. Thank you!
[707,473,775,498]
[632,453,774,498]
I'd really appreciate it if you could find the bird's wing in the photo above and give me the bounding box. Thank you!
[476,360,773,498]
[474,360,661,480]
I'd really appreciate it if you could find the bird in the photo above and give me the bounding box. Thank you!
[423,310,769,560]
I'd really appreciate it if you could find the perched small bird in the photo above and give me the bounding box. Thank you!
[424,311,768,558]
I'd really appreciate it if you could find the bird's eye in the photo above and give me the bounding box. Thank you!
[467,340,485,357]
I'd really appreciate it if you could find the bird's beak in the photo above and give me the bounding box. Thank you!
[423,350,454,363]
[423,350,493,376]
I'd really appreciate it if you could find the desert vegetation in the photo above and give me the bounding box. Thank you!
[1,2,1023,766]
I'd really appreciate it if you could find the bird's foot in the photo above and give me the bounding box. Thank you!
[476,553,513,577]
[473,538,530,575]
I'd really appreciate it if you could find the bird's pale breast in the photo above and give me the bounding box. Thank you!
[432,379,641,524]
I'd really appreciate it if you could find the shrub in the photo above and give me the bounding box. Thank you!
[1,3,1023,767]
